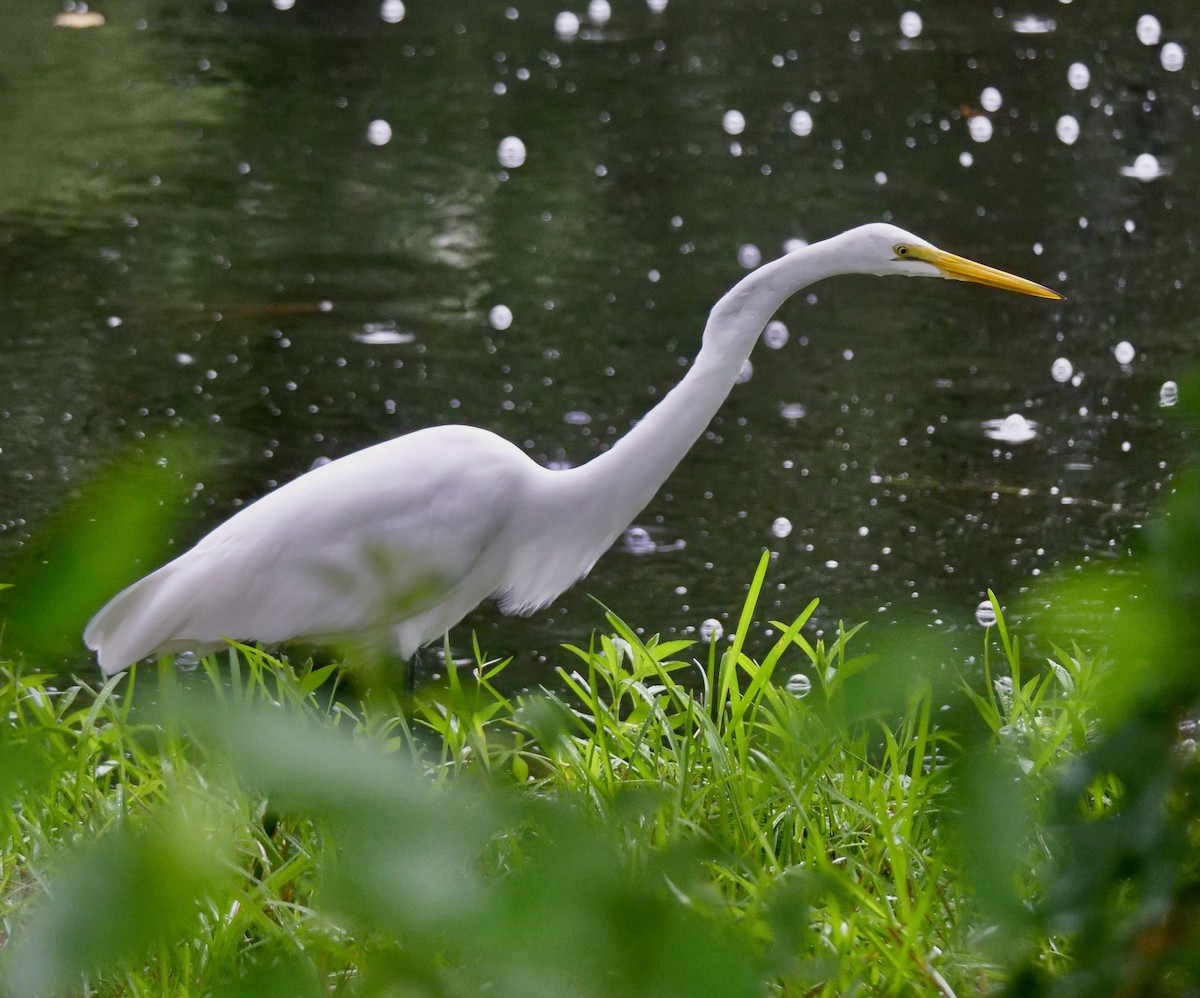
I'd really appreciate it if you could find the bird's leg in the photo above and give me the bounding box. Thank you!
[405,647,425,694]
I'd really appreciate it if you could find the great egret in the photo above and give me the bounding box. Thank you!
[85,223,1059,674]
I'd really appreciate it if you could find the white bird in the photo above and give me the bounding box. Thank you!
[85,223,1059,674]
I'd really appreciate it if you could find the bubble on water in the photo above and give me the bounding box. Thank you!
[762,320,789,349]
[975,601,998,627]
[1161,41,1185,72]
[899,11,922,38]
[1051,357,1074,382]
[1121,153,1164,181]
[783,237,808,254]
[622,526,656,554]
[1160,380,1180,407]
[367,119,392,145]
[789,109,814,137]
[785,673,812,697]
[980,86,1002,112]
[497,135,527,168]
[1055,114,1080,145]
[771,516,793,538]
[779,401,807,420]
[587,0,611,24]
[1136,13,1161,45]
[272,0,295,9]
[554,10,580,36]
[646,0,668,11]
[1067,62,1090,90]
[380,0,405,22]
[959,151,974,167]
[738,243,762,268]
[736,359,753,384]
[722,109,746,135]
[982,413,1038,443]
[488,304,513,330]
[700,618,724,643]
[1114,340,1135,364]
[563,409,591,425]
[968,116,993,142]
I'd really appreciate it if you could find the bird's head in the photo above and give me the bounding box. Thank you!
[837,222,1062,299]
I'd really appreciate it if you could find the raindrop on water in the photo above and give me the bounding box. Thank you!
[785,673,812,697]
[1121,153,1163,181]
[736,359,754,384]
[899,10,922,38]
[980,86,1002,112]
[488,304,513,330]
[497,135,527,168]
[1012,14,1055,33]
[1161,41,1185,72]
[1051,357,1074,383]
[1136,13,1161,45]
[789,109,814,137]
[272,0,295,9]
[722,109,746,135]
[958,151,974,167]
[646,0,668,11]
[779,401,807,421]
[762,320,789,349]
[982,413,1038,443]
[587,0,611,24]
[380,0,405,22]
[1160,380,1180,407]
[1114,340,1135,364]
[554,10,580,37]
[975,601,997,627]
[354,326,414,345]
[175,650,201,671]
[700,618,724,643]
[1066,62,1090,90]
[968,116,993,143]
[738,243,762,268]
[622,526,656,554]
[771,516,793,539]
[1055,115,1080,145]
[367,119,392,145]
[564,410,592,425]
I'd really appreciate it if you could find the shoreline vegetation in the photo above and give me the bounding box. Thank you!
[5,395,1200,996]
[3,532,1200,995]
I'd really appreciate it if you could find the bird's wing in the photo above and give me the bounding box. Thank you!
[85,426,529,672]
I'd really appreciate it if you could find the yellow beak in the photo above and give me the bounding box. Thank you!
[911,246,1063,300]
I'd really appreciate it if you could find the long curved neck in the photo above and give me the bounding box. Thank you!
[558,234,853,538]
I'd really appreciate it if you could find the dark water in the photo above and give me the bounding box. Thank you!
[2,1,1198,681]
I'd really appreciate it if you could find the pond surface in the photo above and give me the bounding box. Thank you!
[2,1,1199,682]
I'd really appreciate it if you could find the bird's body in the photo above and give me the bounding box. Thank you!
[86,224,1059,674]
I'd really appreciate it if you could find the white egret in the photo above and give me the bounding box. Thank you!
[85,223,1059,674]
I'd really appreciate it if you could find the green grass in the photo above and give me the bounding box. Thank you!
[4,549,1158,997]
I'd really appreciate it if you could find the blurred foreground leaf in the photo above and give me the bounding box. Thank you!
[4,798,236,996]
[0,440,208,661]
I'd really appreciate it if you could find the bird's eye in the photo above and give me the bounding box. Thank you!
[894,244,909,257]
